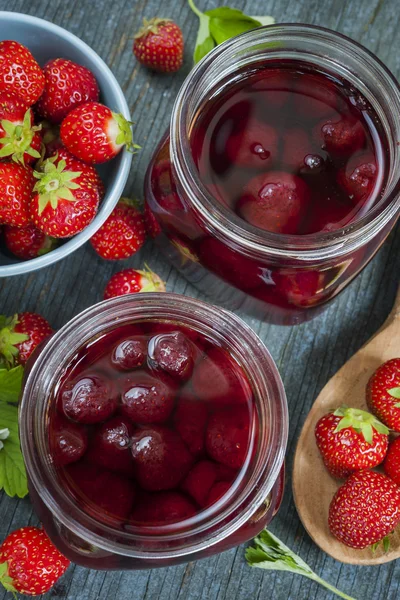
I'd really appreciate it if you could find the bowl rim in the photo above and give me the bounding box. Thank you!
[0,11,133,277]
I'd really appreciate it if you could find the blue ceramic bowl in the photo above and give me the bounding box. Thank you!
[0,12,133,277]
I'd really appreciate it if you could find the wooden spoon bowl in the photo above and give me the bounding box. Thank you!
[293,289,400,565]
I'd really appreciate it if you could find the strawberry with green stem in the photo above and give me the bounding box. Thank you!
[30,149,104,238]
[104,265,165,299]
[0,109,41,165]
[246,529,355,600]
[60,101,140,164]
[314,405,389,478]
[0,312,53,367]
[0,163,35,227]
[0,526,70,597]
[367,358,400,431]
[133,18,184,73]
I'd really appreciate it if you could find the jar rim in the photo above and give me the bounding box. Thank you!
[170,23,400,260]
[19,293,288,559]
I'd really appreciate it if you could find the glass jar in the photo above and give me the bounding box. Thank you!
[19,294,288,569]
[144,24,400,326]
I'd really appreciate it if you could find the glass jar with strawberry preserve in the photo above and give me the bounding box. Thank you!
[144,25,400,325]
[19,293,287,569]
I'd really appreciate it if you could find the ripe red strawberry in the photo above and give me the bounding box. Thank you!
[103,266,165,299]
[0,109,41,165]
[0,526,70,596]
[315,406,389,478]
[367,358,400,431]
[4,223,57,260]
[60,101,139,164]
[0,90,29,127]
[30,148,104,238]
[328,471,400,549]
[0,41,45,106]
[133,18,184,73]
[143,200,162,238]
[37,58,99,123]
[90,198,146,260]
[0,163,35,227]
[383,437,400,486]
[0,312,53,367]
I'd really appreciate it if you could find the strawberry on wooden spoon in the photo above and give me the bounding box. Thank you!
[0,312,53,367]
[133,18,184,73]
[0,41,45,106]
[60,101,139,164]
[104,266,165,299]
[0,526,70,596]
[30,148,104,238]
[314,406,389,478]
[90,197,146,260]
[328,471,400,549]
[366,358,400,431]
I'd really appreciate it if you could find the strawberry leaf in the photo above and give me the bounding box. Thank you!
[0,366,24,403]
[189,0,275,63]
[246,529,356,600]
[388,387,400,399]
[333,406,389,442]
[0,402,28,498]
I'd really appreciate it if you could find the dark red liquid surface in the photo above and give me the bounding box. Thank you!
[191,61,389,235]
[49,321,256,530]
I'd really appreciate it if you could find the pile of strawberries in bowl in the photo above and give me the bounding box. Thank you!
[0,40,136,266]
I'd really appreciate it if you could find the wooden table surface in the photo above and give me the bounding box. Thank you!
[0,0,399,598]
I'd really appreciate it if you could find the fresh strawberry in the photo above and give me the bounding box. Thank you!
[30,148,104,238]
[366,358,400,431]
[0,526,70,596]
[181,460,218,506]
[60,101,139,164]
[90,198,146,260]
[130,491,196,525]
[383,437,400,486]
[0,90,29,128]
[103,265,165,299]
[0,41,45,106]
[4,223,57,260]
[314,406,389,478]
[328,471,400,549]
[0,312,53,367]
[0,109,41,165]
[143,200,162,238]
[36,58,99,123]
[0,163,34,227]
[133,18,184,73]
[237,171,311,234]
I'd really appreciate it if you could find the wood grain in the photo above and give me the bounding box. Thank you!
[0,0,399,599]
[293,290,400,565]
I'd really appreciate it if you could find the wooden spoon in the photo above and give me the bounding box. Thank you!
[293,288,400,565]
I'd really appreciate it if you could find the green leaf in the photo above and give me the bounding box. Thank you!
[0,366,24,404]
[246,530,356,600]
[388,387,400,399]
[189,0,274,63]
[194,35,215,64]
[0,402,28,498]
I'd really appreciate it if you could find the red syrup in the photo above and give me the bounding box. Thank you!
[191,61,389,235]
[49,321,256,530]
